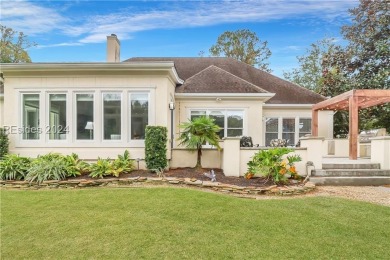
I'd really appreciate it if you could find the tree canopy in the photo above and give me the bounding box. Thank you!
[209,29,272,72]
[0,25,35,63]
[283,0,390,134]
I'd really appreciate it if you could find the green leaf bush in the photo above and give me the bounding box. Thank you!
[247,148,302,184]
[0,128,9,159]
[145,126,168,172]
[89,150,135,178]
[26,153,70,183]
[0,154,31,180]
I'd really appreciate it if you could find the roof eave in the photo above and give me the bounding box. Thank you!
[0,62,184,84]
[175,92,275,101]
[263,104,315,108]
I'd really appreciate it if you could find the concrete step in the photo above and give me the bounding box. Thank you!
[310,176,390,186]
[313,169,390,177]
[322,163,381,170]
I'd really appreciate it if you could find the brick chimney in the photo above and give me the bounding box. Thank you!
[106,34,120,62]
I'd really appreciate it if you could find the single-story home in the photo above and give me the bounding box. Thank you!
[0,34,333,168]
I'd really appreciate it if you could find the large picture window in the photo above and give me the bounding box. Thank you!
[103,93,121,140]
[130,93,149,140]
[76,94,94,140]
[22,94,40,140]
[190,109,244,138]
[19,89,153,146]
[48,94,67,140]
[265,117,311,146]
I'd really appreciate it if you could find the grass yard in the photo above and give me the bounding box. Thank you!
[1,187,390,259]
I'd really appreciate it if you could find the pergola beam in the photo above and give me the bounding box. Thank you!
[311,89,390,160]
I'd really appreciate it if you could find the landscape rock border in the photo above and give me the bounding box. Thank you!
[0,177,316,196]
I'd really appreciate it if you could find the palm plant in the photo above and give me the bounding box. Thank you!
[178,116,221,169]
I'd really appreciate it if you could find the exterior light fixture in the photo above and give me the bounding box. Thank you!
[169,101,175,110]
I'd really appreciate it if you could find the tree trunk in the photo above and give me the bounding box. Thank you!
[195,145,202,169]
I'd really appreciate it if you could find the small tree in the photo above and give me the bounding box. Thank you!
[0,128,9,159]
[145,126,168,171]
[178,116,221,170]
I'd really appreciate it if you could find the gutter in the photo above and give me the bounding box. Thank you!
[263,104,314,109]
[0,62,184,84]
[175,92,275,102]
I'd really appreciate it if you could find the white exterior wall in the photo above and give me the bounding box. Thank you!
[3,71,176,166]
[0,97,3,127]
[175,98,264,145]
[263,106,333,145]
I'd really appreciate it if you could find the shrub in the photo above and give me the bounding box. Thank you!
[247,148,302,184]
[113,150,134,173]
[26,153,69,183]
[89,158,121,178]
[0,154,31,180]
[64,153,89,177]
[145,126,168,172]
[0,128,9,159]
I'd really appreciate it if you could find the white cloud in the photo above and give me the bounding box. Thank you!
[0,0,68,35]
[0,0,359,46]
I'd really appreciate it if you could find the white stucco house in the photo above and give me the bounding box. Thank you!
[0,34,333,170]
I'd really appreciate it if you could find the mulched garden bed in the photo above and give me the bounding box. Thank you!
[72,167,298,187]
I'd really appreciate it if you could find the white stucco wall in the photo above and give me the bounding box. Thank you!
[3,69,176,165]
[175,97,264,145]
[0,97,3,127]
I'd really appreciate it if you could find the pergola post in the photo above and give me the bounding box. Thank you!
[349,95,359,160]
[312,109,319,136]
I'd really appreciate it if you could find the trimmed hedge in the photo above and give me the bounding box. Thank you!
[145,126,168,171]
[0,128,9,159]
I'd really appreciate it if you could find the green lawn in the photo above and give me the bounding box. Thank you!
[1,187,389,259]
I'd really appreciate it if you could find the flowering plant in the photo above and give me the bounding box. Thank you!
[247,148,302,184]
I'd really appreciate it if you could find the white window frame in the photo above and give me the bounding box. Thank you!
[16,88,155,148]
[128,91,151,147]
[46,92,69,143]
[101,91,123,142]
[73,91,96,143]
[264,117,312,146]
[188,108,246,139]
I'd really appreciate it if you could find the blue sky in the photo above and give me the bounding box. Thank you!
[1,0,359,77]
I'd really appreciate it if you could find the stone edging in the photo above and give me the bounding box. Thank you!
[0,177,316,196]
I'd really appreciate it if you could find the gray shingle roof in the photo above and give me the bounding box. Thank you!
[176,65,268,93]
[126,57,325,104]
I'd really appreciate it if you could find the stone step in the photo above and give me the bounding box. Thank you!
[310,176,390,186]
[322,163,381,170]
[313,169,390,177]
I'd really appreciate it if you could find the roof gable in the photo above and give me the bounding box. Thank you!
[176,65,268,93]
[124,57,326,104]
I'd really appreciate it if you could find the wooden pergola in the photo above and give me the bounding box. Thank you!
[312,89,390,160]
